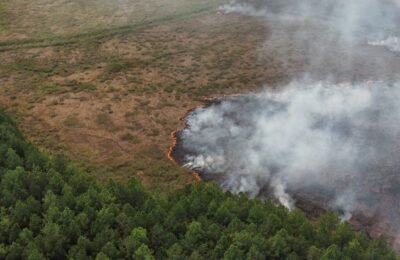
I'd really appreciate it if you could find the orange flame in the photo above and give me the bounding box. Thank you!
[193,172,202,182]
[167,130,178,163]
[167,130,202,183]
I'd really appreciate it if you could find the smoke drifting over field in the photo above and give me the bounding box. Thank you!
[179,82,400,218]
[369,36,400,53]
[220,0,400,44]
[172,0,400,247]
[218,0,400,92]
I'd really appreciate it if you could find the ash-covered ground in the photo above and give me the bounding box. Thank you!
[172,0,400,251]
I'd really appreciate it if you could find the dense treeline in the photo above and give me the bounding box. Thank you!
[0,110,397,260]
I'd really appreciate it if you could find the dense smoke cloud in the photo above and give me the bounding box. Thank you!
[179,81,400,222]
[171,0,400,246]
[205,2,400,213]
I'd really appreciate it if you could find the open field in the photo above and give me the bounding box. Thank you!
[0,0,300,191]
[3,0,399,192]
[0,0,225,41]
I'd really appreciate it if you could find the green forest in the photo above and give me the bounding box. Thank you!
[0,110,397,259]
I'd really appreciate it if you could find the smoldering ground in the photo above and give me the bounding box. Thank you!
[170,0,400,248]
[208,1,400,212]
[175,81,400,231]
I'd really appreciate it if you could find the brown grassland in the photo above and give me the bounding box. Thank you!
[0,0,305,191]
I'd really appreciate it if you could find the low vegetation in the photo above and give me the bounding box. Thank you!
[0,111,397,259]
[0,6,285,190]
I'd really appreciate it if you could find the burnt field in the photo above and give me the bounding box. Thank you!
[170,83,400,250]
[169,2,400,250]
[168,0,400,250]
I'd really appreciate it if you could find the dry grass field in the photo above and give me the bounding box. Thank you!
[0,0,300,191]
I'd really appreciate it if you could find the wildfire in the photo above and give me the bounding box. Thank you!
[167,131,178,163]
[167,130,202,183]
[167,95,244,183]
[193,172,202,182]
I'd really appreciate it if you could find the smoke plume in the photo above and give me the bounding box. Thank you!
[171,0,400,246]
[180,81,400,223]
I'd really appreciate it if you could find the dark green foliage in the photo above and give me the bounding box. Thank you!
[0,110,397,259]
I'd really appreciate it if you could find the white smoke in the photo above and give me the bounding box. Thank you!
[180,81,400,220]
[271,178,294,210]
[332,192,356,221]
[220,0,400,50]
[188,0,400,246]
[218,1,269,17]
[369,36,400,53]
